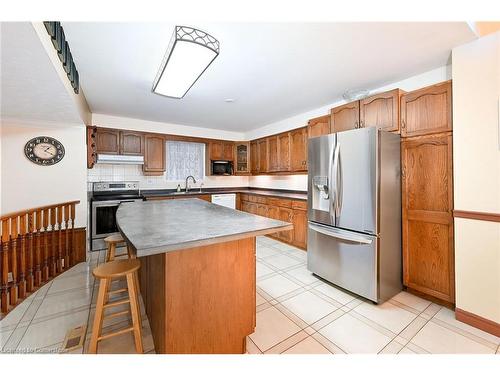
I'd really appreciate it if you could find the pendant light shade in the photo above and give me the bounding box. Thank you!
[152,26,220,99]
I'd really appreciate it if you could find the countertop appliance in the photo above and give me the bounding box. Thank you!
[211,193,236,209]
[90,181,143,251]
[307,127,402,303]
[211,160,233,176]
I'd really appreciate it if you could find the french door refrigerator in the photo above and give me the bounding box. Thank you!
[307,127,402,303]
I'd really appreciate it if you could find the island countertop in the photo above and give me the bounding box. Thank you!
[116,198,293,257]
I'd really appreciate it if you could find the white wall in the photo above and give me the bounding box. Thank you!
[1,121,88,227]
[452,32,500,323]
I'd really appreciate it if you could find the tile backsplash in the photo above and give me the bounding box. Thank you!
[87,164,249,191]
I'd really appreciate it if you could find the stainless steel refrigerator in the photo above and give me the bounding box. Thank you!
[307,127,402,303]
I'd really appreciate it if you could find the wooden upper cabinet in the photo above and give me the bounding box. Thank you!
[289,127,308,171]
[250,141,259,174]
[235,142,250,175]
[120,131,144,155]
[360,89,403,132]
[308,115,331,138]
[209,141,223,160]
[401,133,454,303]
[401,80,452,137]
[257,139,268,173]
[222,142,234,161]
[95,128,120,154]
[331,101,360,133]
[267,136,279,172]
[278,132,291,171]
[143,134,166,175]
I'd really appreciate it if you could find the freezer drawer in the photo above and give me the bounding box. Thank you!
[307,222,378,302]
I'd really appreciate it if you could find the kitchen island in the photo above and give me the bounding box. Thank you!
[116,198,292,354]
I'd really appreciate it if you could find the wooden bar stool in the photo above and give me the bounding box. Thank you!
[89,259,143,354]
[104,233,134,262]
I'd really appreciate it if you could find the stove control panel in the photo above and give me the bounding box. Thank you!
[93,181,139,192]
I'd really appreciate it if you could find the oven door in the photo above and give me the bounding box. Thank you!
[92,200,120,240]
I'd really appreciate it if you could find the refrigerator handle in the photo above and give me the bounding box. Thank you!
[328,141,337,220]
[336,145,343,218]
[308,222,373,244]
[332,142,340,219]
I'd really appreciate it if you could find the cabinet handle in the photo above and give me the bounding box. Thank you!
[354,121,359,129]
[360,120,364,128]
[401,166,406,178]
[401,120,406,129]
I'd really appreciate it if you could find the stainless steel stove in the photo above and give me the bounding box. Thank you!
[90,181,142,251]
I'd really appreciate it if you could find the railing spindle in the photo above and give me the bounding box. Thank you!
[64,205,70,270]
[42,208,49,281]
[26,212,34,292]
[50,208,57,276]
[57,206,63,273]
[1,219,10,313]
[10,216,19,306]
[34,210,42,287]
[19,214,27,299]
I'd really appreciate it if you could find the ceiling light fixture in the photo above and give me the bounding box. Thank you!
[152,26,220,99]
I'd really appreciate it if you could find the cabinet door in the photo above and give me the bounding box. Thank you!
[401,80,452,137]
[223,142,234,161]
[120,131,144,155]
[292,209,307,249]
[143,134,166,175]
[401,133,454,303]
[250,141,259,174]
[248,202,258,215]
[267,136,279,172]
[331,101,360,133]
[235,143,249,174]
[257,204,268,218]
[360,89,402,132]
[308,115,331,138]
[209,141,223,160]
[267,205,280,239]
[96,128,120,154]
[278,207,294,243]
[278,132,291,171]
[289,127,307,171]
[257,139,268,173]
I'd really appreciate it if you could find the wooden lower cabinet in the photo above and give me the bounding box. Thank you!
[401,132,454,303]
[239,194,307,250]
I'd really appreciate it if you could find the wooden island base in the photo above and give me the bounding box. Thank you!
[138,237,256,354]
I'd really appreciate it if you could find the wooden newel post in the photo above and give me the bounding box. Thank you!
[42,208,50,282]
[64,204,70,270]
[57,206,63,273]
[70,203,76,267]
[50,208,57,276]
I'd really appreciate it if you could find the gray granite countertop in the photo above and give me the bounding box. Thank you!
[116,199,293,257]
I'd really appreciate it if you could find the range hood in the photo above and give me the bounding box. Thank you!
[96,154,144,165]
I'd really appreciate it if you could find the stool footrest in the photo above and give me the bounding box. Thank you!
[108,288,128,295]
[104,298,130,309]
[98,326,134,341]
[105,309,130,320]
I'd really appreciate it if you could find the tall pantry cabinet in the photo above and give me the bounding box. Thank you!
[400,80,455,304]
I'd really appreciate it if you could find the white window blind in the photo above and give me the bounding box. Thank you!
[165,141,205,181]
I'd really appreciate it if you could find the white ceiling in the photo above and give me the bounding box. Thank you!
[61,22,476,132]
[0,22,83,125]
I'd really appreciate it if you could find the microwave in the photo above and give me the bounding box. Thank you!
[211,160,233,176]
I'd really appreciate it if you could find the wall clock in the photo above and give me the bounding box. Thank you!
[24,136,65,166]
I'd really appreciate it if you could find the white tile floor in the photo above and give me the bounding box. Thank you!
[1,235,499,354]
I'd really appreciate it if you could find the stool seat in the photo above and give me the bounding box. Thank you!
[93,259,140,279]
[104,233,125,244]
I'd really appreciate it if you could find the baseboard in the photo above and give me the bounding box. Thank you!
[455,308,500,338]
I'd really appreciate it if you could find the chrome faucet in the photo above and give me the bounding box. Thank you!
[185,175,196,193]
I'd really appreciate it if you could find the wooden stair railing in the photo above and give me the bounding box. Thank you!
[0,200,80,314]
